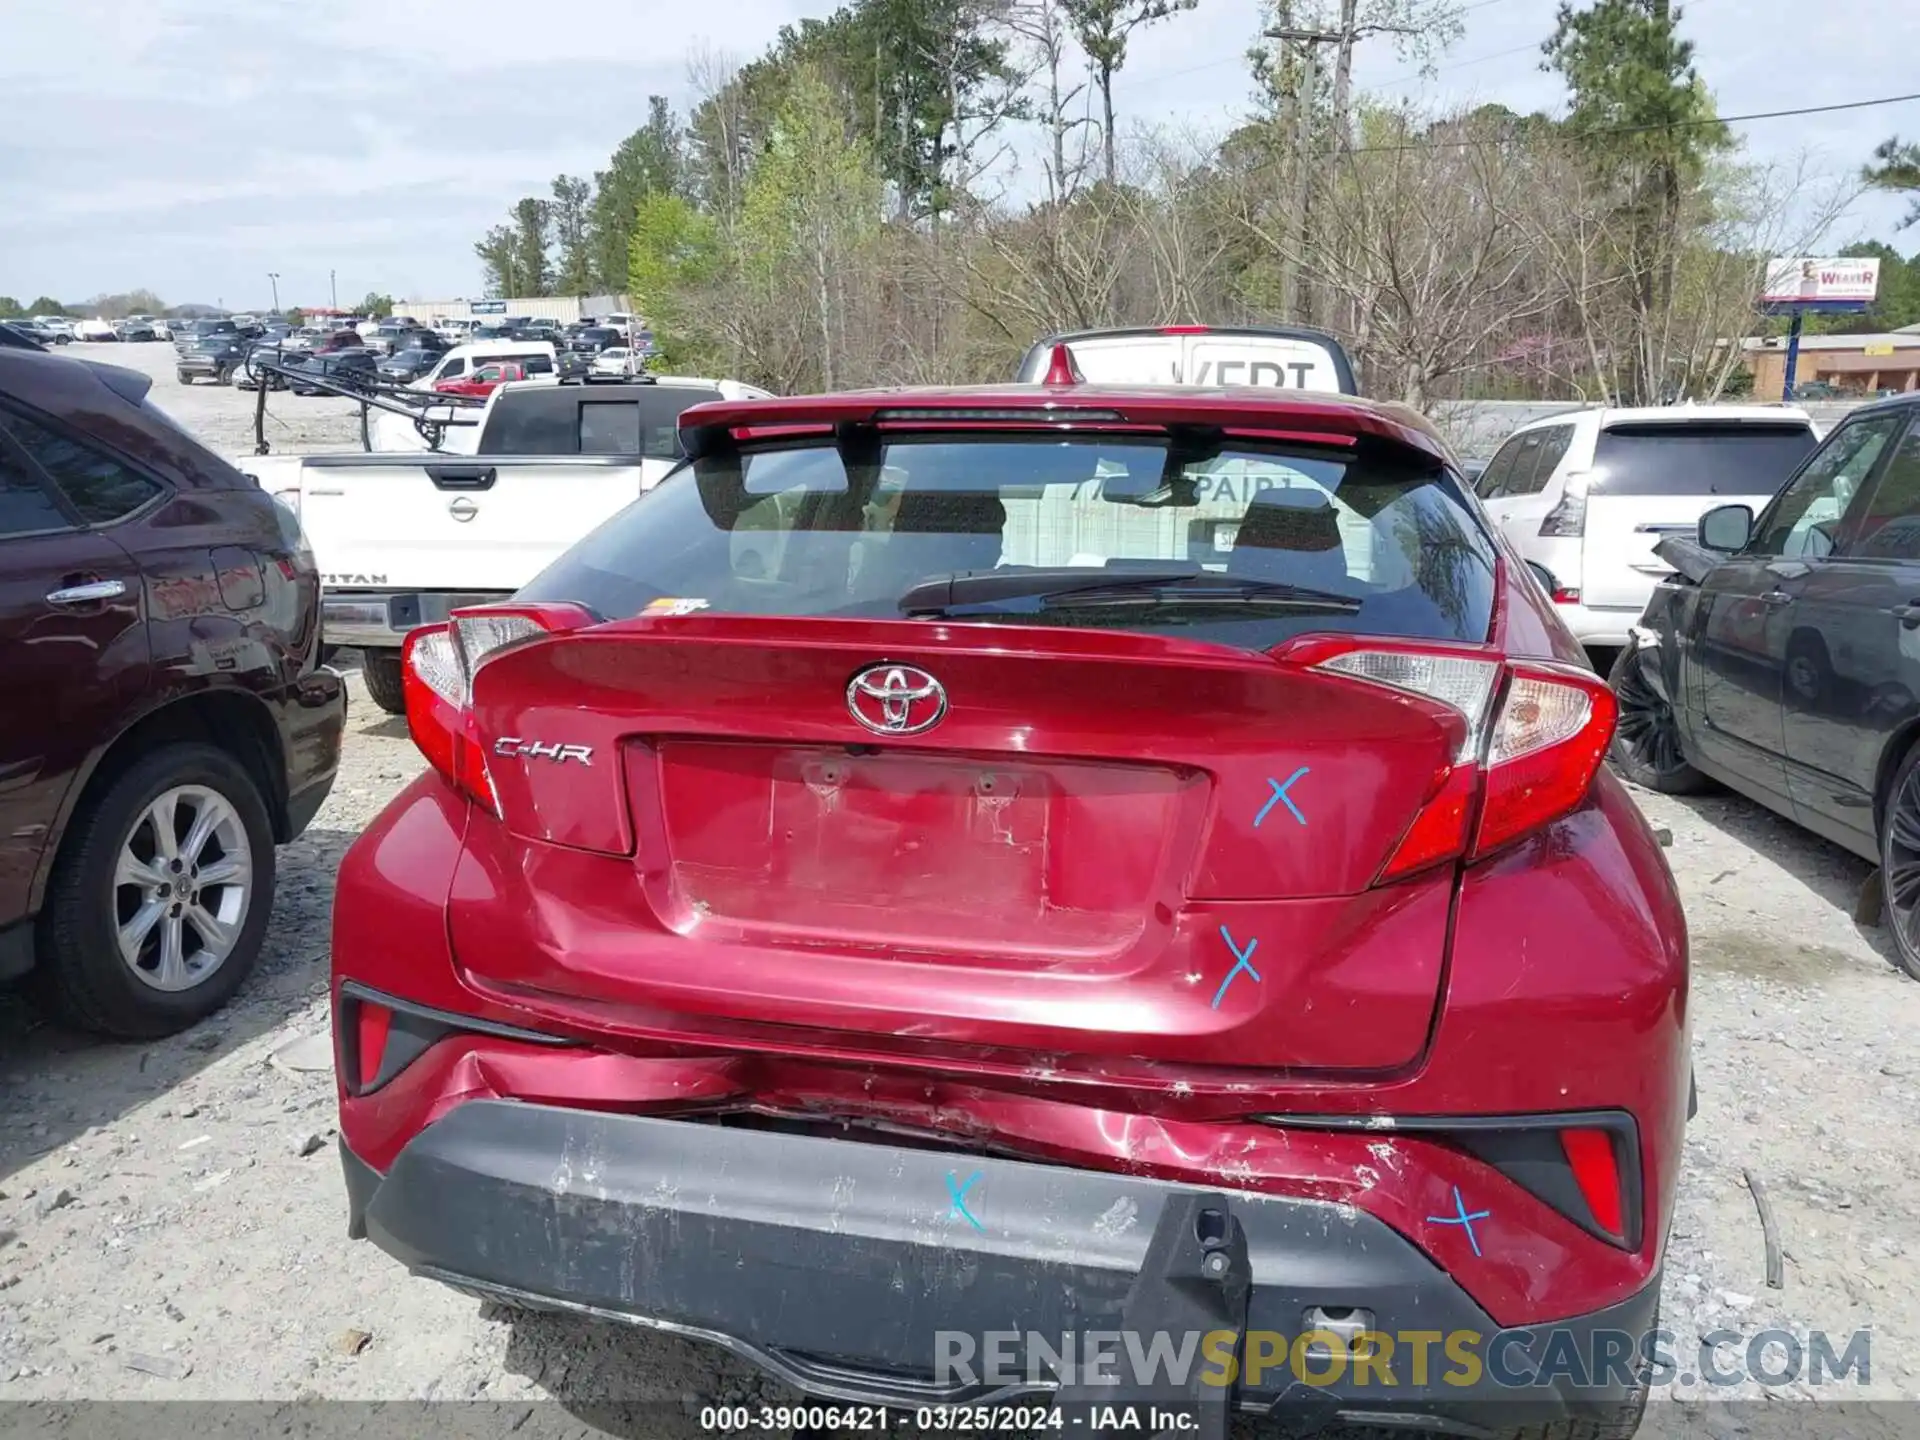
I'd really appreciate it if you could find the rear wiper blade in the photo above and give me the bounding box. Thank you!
[899,566,1360,615]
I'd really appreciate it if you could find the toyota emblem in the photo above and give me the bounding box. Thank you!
[448,497,479,522]
[847,663,947,736]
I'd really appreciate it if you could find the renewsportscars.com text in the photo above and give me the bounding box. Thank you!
[934,1327,1871,1390]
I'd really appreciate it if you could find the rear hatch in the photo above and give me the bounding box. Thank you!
[1579,418,1817,610]
[425,417,1533,1076]
[454,620,1471,1072]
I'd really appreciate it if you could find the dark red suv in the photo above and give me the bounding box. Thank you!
[0,338,345,1037]
[333,375,1687,1437]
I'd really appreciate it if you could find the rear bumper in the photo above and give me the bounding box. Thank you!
[321,589,514,647]
[343,1100,1660,1429]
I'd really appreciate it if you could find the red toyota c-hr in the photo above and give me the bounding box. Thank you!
[332,374,1688,1438]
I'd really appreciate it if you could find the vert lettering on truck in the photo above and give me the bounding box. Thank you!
[1172,359,1317,387]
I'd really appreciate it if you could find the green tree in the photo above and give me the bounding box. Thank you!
[739,65,883,389]
[474,225,518,296]
[358,292,395,318]
[27,296,69,316]
[285,307,306,327]
[1063,0,1199,185]
[1545,0,1729,402]
[550,175,595,295]
[510,197,554,296]
[0,297,22,317]
[627,191,722,369]
[590,98,687,292]
[1866,136,1920,228]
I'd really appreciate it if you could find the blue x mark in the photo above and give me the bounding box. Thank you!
[1213,926,1262,1010]
[1427,1186,1491,1258]
[947,1170,984,1232]
[1253,767,1310,828]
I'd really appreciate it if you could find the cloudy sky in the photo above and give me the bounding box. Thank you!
[2,0,1914,310]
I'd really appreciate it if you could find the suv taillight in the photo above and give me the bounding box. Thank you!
[1303,643,1618,882]
[402,603,596,811]
[1538,472,1589,537]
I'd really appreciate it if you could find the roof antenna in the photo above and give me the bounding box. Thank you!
[1042,342,1084,387]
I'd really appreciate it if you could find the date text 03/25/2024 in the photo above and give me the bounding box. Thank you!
[698,1404,1200,1432]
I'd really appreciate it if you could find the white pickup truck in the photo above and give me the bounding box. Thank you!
[268,377,768,712]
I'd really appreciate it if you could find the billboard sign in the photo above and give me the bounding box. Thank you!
[1762,257,1880,310]
[471,300,508,315]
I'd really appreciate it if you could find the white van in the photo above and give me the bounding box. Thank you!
[367,340,562,451]
[417,338,558,389]
[1477,405,1820,650]
[1015,325,1358,395]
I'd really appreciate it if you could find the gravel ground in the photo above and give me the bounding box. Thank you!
[3,344,1919,1435]
[71,336,369,459]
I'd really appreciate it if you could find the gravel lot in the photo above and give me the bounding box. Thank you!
[3,343,1920,1435]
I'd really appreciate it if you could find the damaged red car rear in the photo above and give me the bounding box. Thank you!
[332,382,1687,1438]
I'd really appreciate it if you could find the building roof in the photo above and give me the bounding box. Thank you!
[1801,353,1920,374]
[1744,332,1920,352]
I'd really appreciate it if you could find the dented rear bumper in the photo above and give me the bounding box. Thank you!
[341,1099,1660,1430]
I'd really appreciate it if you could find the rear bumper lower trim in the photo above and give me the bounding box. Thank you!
[321,590,514,647]
[343,1100,1660,1426]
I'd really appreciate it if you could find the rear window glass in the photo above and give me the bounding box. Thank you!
[1591,424,1816,498]
[482,386,721,456]
[521,435,1497,651]
[579,401,641,455]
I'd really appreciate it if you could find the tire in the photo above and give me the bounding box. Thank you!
[177,372,193,385]
[1607,644,1710,794]
[361,650,408,715]
[1877,741,1920,980]
[31,742,276,1038]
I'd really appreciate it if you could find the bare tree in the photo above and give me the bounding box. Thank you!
[1062,0,1198,186]
[1234,107,1563,406]
[1518,144,1860,402]
[1007,0,1097,203]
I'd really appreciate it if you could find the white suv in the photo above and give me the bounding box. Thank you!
[1476,405,1819,650]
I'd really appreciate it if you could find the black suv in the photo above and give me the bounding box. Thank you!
[177,334,256,385]
[0,343,345,1036]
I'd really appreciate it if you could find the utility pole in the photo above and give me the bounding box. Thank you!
[329,269,338,312]
[267,272,280,312]
[1265,23,1342,322]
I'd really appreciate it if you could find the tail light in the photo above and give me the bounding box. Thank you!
[1538,473,1589,537]
[1301,642,1618,881]
[401,602,596,813]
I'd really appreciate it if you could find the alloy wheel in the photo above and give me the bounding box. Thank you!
[1612,653,1687,778]
[1883,765,1920,967]
[113,785,254,993]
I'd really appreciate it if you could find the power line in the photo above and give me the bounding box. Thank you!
[1339,89,1920,156]
[1375,39,1542,89]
